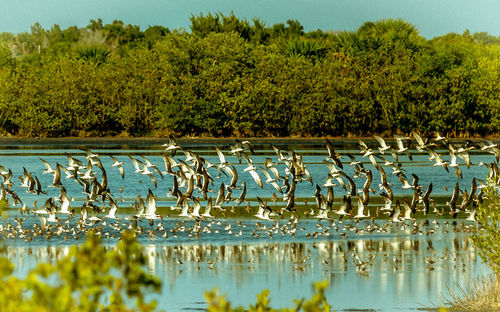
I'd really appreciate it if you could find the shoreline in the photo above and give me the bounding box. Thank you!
[0,135,497,145]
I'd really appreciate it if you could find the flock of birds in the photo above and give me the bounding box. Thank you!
[0,132,498,241]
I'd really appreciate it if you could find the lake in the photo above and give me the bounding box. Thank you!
[0,138,496,311]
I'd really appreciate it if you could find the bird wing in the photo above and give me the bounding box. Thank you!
[39,158,53,172]
[359,140,369,152]
[249,170,263,188]
[412,131,425,147]
[215,147,226,165]
[146,189,156,215]
[395,137,405,150]
[325,138,335,159]
[374,135,388,149]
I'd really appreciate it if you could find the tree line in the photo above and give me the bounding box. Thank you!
[0,13,499,137]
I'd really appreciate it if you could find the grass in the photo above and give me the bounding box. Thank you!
[443,274,500,311]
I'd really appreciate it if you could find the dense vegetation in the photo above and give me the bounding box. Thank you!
[0,14,499,137]
[472,172,500,274]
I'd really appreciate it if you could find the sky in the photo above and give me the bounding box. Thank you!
[1,0,499,38]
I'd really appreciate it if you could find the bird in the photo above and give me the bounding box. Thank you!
[48,164,63,188]
[0,134,491,250]
[354,195,369,219]
[420,183,433,215]
[260,166,282,194]
[255,197,272,220]
[235,181,247,206]
[144,189,161,220]
[104,197,120,220]
[110,155,125,179]
[394,135,412,160]
[426,149,449,172]
[373,135,391,154]
[447,182,460,217]
[213,183,225,209]
[40,158,56,175]
[335,195,351,216]
[162,135,182,156]
[215,146,230,169]
[201,197,215,218]
[325,138,343,169]
[244,164,263,188]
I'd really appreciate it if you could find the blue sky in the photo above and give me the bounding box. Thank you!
[1,0,499,38]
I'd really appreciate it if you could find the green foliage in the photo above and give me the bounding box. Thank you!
[471,177,500,274]
[76,45,110,65]
[285,38,327,61]
[0,43,15,68]
[190,12,252,40]
[205,280,331,312]
[0,16,499,137]
[189,12,271,44]
[0,230,161,312]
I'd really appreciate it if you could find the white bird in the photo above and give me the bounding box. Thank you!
[110,155,125,179]
[33,199,52,215]
[48,164,63,188]
[213,183,225,209]
[373,135,391,154]
[104,197,120,220]
[394,135,412,160]
[244,164,263,188]
[201,197,214,218]
[215,146,229,168]
[465,208,477,222]
[129,156,144,173]
[40,158,55,175]
[427,149,449,172]
[191,197,202,218]
[141,156,163,178]
[264,158,280,181]
[354,195,369,219]
[335,195,350,216]
[57,188,72,215]
[254,197,272,220]
[162,136,182,156]
[144,189,161,220]
[260,166,282,193]
[390,201,402,223]
[46,211,59,223]
[402,200,414,220]
[315,195,329,219]
[65,153,84,170]
[380,194,392,213]
[412,132,436,151]
[179,198,191,218]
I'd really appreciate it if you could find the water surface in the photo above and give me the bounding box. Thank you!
[0,138,495,311]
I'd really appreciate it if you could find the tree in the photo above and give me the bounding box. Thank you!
[471,173,500,275]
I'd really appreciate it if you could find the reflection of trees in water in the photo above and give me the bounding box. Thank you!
[5,231,482,279]
[2,229,489,310]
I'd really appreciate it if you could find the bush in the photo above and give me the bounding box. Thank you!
[471,175,500,274]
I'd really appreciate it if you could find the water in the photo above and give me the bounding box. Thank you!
[0,138,496,311]
[0,138,491,207]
